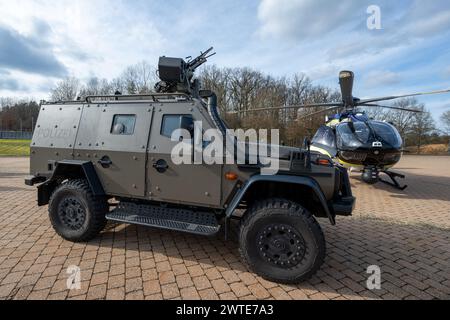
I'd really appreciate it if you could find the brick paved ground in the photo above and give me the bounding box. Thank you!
[0,156,449,300]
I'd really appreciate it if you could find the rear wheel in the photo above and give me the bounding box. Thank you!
[239,198,326,283]
[49,179,108,242]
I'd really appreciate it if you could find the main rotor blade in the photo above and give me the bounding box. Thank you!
[297,106,343,121]
[232,102,344,114]
[360,103,424,113]
[357,88,450,104]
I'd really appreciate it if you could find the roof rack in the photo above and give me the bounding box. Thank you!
[86,93,191,103]
[41,93,192,105]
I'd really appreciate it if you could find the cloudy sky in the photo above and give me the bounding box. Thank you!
[0,0,449,122]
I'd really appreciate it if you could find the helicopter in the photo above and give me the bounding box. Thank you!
[307,107,410,190]
[233,70,450,190]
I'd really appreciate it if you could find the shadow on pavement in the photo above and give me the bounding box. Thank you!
[94,216,450,300]
[350,171,450,202]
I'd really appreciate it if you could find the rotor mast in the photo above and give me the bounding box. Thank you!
[339,71,355,109]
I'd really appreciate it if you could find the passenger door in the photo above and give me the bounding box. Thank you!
[146,102,222,207]
[74,103,153,197]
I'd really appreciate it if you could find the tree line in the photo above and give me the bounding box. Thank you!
[0,98,40,132]
[1,61,449,152]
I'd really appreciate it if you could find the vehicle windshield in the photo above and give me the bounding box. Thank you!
[336,121,402,150]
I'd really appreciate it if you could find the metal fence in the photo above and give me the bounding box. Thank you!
[0,131,33,140]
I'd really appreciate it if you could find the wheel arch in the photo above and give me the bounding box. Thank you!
[225,175,335,225]
[37,160,105,206]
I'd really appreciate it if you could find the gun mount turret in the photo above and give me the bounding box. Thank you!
[155,47,216,96]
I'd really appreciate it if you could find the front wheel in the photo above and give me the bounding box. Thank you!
[49,179,108,242]
[239,198,326,284]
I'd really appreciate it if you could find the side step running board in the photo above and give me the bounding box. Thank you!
[106,202,221,236]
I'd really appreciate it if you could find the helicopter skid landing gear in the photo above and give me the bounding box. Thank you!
[379,170,407,190]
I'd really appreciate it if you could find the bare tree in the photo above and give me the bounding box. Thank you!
[410,105,435,153]
[119,61,158,94]
[110,77,126,95]
[199,65,340,145]
[287,73,311,105]
[0,97,17,109]
[441,110,450,152]
[50,77,81,101]
[229,68,264,113]
[363,106,388,122]
[79,77,113,98]
[200,65,232,112]
[384,98,420,138]
[441,110,450,137]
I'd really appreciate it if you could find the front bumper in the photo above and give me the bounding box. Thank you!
[24,175,46,186]
[331,165,356,216]
[332,196,356,216]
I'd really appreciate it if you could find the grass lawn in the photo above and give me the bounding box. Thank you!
[0,139,31,157]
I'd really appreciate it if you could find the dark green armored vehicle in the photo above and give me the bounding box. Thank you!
[26,48,355,283]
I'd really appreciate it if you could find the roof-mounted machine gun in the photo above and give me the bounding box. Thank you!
[155,47,216,96]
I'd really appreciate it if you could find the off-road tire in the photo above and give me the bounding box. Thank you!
[49,179,108,242]
[239,198,326,284]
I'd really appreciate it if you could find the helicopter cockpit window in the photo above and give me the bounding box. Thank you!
[312,126,336,148]
[111,115,136,135]
[369,122,402,149]
[336,122,371,149]
[336,121,402,149]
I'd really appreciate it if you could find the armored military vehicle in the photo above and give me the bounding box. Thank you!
[25,48,355,283]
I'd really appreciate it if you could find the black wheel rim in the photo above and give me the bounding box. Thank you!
[58,197,86,230]
[257,224,306,268]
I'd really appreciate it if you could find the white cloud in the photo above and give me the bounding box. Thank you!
[363,70,401,87]
[400,1,450,37]
[0,23,67,76]
[0,0,167,97]
[412,11,450,37]
[307,64,339,81]
[0,77,26,91]
[257,0,363,40]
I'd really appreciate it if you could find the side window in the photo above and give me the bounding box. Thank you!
[111,115,136,135]
[161,115,194,139]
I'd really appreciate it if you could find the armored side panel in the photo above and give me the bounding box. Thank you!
[30,104,82,176]
[73,103,154,198]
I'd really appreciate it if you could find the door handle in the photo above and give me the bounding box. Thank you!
[153,159,169,173]
[98,156,112,168]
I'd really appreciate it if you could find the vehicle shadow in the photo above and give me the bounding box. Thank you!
[95,216,450,300]
[350,171,450,202]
